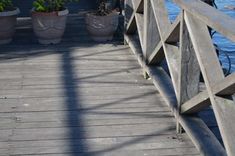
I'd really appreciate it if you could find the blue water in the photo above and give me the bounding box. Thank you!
[166,0,235,73]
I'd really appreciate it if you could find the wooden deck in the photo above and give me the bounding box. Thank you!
[0,16,200,155]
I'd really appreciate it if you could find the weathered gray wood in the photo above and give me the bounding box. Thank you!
[150,0,171,37]
[179,116,226,156]
[173,0,235,42]
[178,11,200,112]
[148,0,181,96]
[147,43,164,65]
[163,44,180,95]
[124,34,226,155]
[134,0,144,13]
[125,4,137,34]
[181,91,210,114]
[135,13,144,48]
[125,0,235,155]
[125,0,143,35]
[143,0,162,63]
[164,13,181,43]
[213,73,235,95]
[181,73,235,114]
[0,16,201,156]
[185,12,235,155]
[143,0,149,59]
[7,134,193,149]
[131,0,142,11]
[147,14,180,65]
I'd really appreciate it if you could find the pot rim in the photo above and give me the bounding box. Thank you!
[86,11,120,17]
[31,8,69,17]
[0,8,20,17]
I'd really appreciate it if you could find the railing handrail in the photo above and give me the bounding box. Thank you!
[124,0,235,155]
[174,0,235,42]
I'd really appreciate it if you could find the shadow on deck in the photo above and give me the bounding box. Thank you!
[0,16,201,155]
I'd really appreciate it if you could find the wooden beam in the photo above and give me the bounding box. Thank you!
[214,73,235,95]
[126,13,137,34]
[178,11,200,114]
[148,14,181,65]
[164,13,181,43]
[147,42,164,65]
[150,0,171,37]
[132,0,142,11]
[143,0,162,63]
[124,34,226,156]
[143,0,150,59]
[173,0,235,42]
[149,0,180,95]
[181,91,210,114]
[164,43,180,91]
[135,13,144,48]
[136,0,144,13]
[181,73,235,114]
[185,12,235,156]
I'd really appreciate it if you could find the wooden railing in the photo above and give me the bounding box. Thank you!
[124,0,235,155]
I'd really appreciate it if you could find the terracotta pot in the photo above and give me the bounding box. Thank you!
[85,12,119,42]
[0,8,20,44]
[31,9,68,44]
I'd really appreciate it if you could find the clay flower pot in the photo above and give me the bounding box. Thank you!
[85,12,119,42]
[0,8,20,44]
[31,9,68,44]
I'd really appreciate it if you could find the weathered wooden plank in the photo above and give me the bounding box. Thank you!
[0,94,166,113]
[12,110,173,123]
[185,12,235,155]
[7,134,193,149]
[0,87,159,100]
[2,117,173,130]
[0,102,169,114]
[8,147,199,156]
[9,124,175,141]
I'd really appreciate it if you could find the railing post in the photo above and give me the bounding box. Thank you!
[176,0,214,134]
[177,10,201,133]
[143,0,149,60]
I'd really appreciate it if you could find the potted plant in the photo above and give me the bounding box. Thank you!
[31,0,78,44]
[85,0,120,42]
[0,0,20,44]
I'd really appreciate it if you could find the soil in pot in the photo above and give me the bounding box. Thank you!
[31,9,68,44]
[0,8,20,44]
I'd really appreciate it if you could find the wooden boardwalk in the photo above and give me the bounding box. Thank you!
[0,16,200,155]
